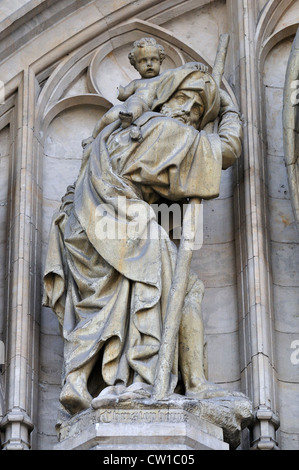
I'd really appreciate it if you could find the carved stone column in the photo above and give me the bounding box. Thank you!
[0,68,40,450]
[227,0,280,449]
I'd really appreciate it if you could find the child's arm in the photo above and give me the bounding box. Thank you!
[117,80,138,101]
[92,106,123,138]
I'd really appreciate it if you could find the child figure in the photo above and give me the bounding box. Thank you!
[92,37,207,140]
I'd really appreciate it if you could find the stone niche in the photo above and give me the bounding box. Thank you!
[0,0,298,452]
[38,17,242,450]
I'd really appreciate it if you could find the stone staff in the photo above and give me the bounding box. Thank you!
[153,34,230,401]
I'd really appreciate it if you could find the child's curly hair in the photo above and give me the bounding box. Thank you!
[128,37,166,70]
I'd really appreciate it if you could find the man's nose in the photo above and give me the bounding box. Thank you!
[182,98,195,113]
[147,59,153,67]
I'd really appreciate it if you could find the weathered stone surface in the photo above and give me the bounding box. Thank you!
[0,0,298,452]
[55,393,252,450]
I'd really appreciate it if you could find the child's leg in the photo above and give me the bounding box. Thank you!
[119,97,146,128]
[92,106,123,138]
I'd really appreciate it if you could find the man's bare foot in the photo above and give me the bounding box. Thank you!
[92,384,127,408]
[60,373,93,415]
[118,382,152,401]
[92,383,152,409]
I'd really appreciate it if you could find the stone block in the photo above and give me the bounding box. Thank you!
[203,197,234,245]
[278,430,299,451]
[263,38,292,88]
[275,331,299,383]
[39,332,63,384]
[206,331,240,383]
[54,394,252,451]
[271,241,299,287]
[191,241,236,288]
[273,285,299,333]
[202,285,238,334]
[278,381,299,434]
[44,105,101,160]
[43,156,81,202]
[55,407,228,450]
[264,86,284,156]
[267,155,290,200]
[269,197,298,244]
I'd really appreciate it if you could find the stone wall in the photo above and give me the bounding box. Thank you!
[0,0,298,450]
[264,35,299,450]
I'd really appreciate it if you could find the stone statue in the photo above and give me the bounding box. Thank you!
[43,37,251,445]
[91,37,208,138]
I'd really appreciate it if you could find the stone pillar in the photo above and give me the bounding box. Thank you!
[0,68,40,450]
[227,0,280,449]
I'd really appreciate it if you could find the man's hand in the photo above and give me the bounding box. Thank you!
[183,61,209,73]
[219,89,238,116]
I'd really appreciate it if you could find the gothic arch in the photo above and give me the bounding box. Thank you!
[252,0,299,449]
[255,1,298,230]
[256,0,296,52]
[36,18,238,136]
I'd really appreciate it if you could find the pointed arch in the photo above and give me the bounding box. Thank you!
[36,17,238,135]
[256,0,298,66]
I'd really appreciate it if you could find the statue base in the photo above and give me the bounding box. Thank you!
[55,407,228,450]
[54,393,252,450]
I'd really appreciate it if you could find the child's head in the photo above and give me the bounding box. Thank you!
[128,37,166,78]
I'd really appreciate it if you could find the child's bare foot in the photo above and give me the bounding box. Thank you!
[119,111,133,128]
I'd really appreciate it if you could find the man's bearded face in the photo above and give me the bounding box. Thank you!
[160,89,204,129]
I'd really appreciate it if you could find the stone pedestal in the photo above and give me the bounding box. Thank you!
[55,407,228,450]
[54,394,252,450]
